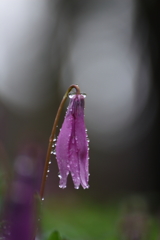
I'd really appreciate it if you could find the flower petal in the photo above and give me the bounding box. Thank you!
[56,108,73,188]
[68,122,81,189]
[74,95,89,189]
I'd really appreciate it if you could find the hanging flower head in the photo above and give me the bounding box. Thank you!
[55,93,89,189]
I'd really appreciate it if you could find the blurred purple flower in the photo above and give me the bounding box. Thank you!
[0,143,43,240]
[56,93,89,189]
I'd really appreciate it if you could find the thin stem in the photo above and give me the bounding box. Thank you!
[40,84,80,199]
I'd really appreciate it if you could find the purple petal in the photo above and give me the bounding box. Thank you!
[68,122,81,189]
[74,95,89,189]
[56,106,73,188]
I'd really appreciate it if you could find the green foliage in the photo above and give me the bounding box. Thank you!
[47,231,63,240]
[42,195,160,240]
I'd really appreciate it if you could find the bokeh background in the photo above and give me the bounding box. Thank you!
[1,0,160,239]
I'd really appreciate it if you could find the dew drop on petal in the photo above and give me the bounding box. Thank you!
[42,198,44,201]
[59,184,66,188]
[69,93,76,99]
[81,93,86,98]
[49,161,51,164]
[47,170,50,173]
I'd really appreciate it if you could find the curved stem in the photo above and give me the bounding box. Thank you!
[40,84,80,199]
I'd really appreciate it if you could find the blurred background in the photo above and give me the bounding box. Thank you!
[1,0,160,239]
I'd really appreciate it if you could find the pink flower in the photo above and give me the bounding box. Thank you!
[55,93,89,189]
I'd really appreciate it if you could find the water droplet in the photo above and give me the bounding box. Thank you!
[53,138,56,142]
[46,175,48,177]
[69,93,76,99]
[74,186,79,189]
[47,169,50,173]
[42,198,44,201]
[53,150,56,155]
[49,161,51,164]
[59,184,66,188]
[51,150,56,155]
[81,93,86,98]
[58,174,62,179]
[87,139,90,142]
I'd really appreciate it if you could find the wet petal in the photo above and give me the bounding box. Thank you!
[56,109,74,188]
[68,125,81,189]
[74,95,89,188]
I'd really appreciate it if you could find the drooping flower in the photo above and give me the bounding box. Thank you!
[55,93,89,189]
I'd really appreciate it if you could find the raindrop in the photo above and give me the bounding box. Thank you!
[69,93,76,99]
[74,186,79,189]
[53,150,56,155]
[51,150,56,155]
[59,184,66,188]
[53,138,56,142]
[87,139,90,143]
[46,175,48,177]
[42,198,44,201]
[52,144,55,148]
[47,169,50,173]
[58,174,62,179]
[81,93,87,98]
[49,161,51,164]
